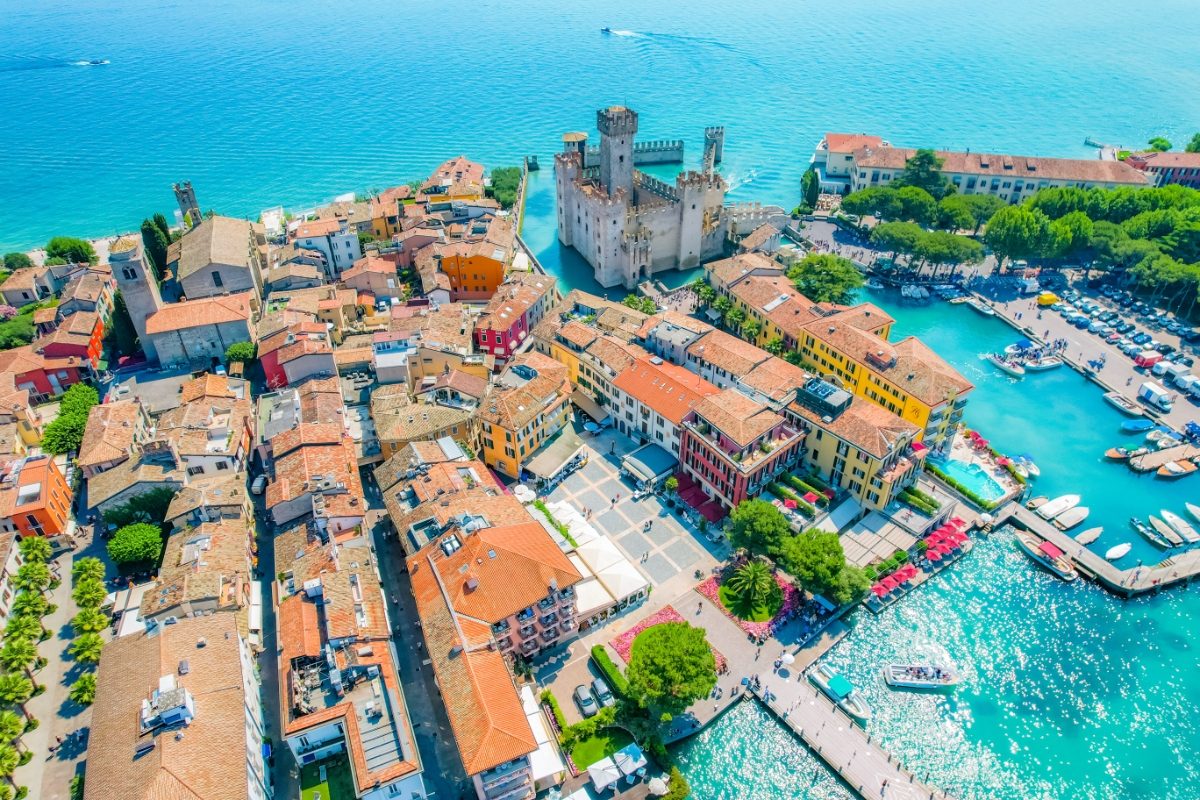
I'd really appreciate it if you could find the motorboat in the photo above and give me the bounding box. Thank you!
[1146,429,1179,447]
[1073,527,1103,545]
[882,664,959,692]
[601,27,612,33]
[1104,543,1132,561]
[1014,531,1078,581]
[1003,342,1030,356]
[987,354,1025,378]
[1121,418,1157,433]
[1105,445,1147,460]
[1104,392,1145,417]
[808,664,872,724]
[1024,356,1063,371]
[1037,494,1081,520]
[1161,510,1200,544]
[1131,517,1171,548]
[1020,457,1041,478]
[1053,506,1090,531]
[1157,460,1198,479]
[1026,495,1049,510]
[1186,502,1200,523]
[865,277,884,290]
[964,297,996,316]
[1149,515,1185,546]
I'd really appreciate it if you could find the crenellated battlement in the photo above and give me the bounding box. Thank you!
[597,106,639,137]
[635,170,679,202]
[676,170,726,192]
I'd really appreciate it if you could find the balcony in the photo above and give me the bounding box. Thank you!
[540,630,559,644]
[520,639,538,653]
[519,625,537,640]
[559,618,576,632]
[497,636,513,651]
[685,419,802,473]
[516,606,535,622]
[492,620,510,634]
[539,612,558,627]
[537,596,555,611]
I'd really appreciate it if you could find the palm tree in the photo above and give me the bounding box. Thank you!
[16,537,51,565]
[0,642,37,683]
[0,711,25,756]
[71,557,105,584]
[0,744,20,798]
[725,561,775,612]
[0,676,33,723]
[1,618,40,646]
[68,633,103,665]
[71,608,108,635]
[12,564,49,596]
[71,578,106,610]
[68,674,96,707]
[7,595,45,621]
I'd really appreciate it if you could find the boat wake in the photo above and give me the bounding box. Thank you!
[0,55,108,72]
[600,29,765,70]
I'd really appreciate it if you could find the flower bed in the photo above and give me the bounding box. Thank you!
[697,573,802,639]
[610,606,726,672]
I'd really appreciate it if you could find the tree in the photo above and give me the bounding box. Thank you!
[764,337,784,356]
[724,306,745,330]
[71,608,109,635]
[107,522,164,565]
[776,529,860,603]
[869,221,925,259]
[0,711,26,753]
[3,617,42,646]
[68,633,104,665]
[625,622,717,717]
[621,294,656,314]
[725,561,775,611]
[140,219,170,281]
[0,642,38,682]
[102,487,177,530]
[1148,137,1172,153]
[16,538,50,565]
[895,149,953,199]
[728,499,791,557]
[741,319,762,341]
[712,295,731,316]
[1048,210,1095,258]
[44,236,97,265]
[696,283,715,307]
[0,675,34,721]
[0,745,19,797]
[107,291,140,357]
[58,383,98,417]
[71,578,107,610]
[224,341,256,362]
[487,166,522,209]
[1,255,31,271]
[71,557,105,584]
[1187,133,1200,154]
[68,674,96,707]
[787,253,864,304]
[12,564,49,596]
[841,187,903,221]
[801,168,820,209]
[895,186,937,226]
[152,212,172,243]
[937,194,1004,233]
[7,595,45,621]
[0,315,35,350]
[39,412,87,456]
[983,205,1052,267]
[912,231,984,275]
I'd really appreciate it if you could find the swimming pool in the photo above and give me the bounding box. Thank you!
[931,457,1008,502]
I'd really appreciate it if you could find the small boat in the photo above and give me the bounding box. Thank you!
[1186,502,1200,523]
[1104,392,1145,417]
[882,664,958,692]
[1073,527,1103,545]
[1054,506,1090,530]
[601,26,612,33]
[1004,343,1027,356]
[1161,510,1200,544]
[865,277,884,290]
[1105,445,1147,460]
[987,354,1025,377]
[1037,494,1081,520]
[1149,515,1185,546]
[1021,458,1041,479]
[1025,356,1063,371]
[1014,531,1078,581]
[1157,460,1198,479]
[1121,419,1156,433]
[1026,495,1049,510]
[1104,543,1133,561]
[809,664,872,724]
[964,297,996,316]
[1131,517,1171,548]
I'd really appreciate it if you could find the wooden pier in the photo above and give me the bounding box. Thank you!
[1128,444,1200,472]
[996,503,1200,597]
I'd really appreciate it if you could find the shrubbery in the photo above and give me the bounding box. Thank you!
[590,646,629,697]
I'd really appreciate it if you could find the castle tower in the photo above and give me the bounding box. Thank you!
[109,235,164,362]
[597,106,637,198]
[173,181,201,228]
[703,127,725,167]
[562,131,588,158]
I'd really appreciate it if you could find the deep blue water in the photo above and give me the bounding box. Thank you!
[6,2,1200,798]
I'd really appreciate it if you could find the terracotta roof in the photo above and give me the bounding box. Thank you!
[265,434,364,519]
[156,394,253,459]
[294,218,344,238]
[853,145,1151,185]
[476,272,557,333]
[371,385,474,443]
[382,461,531,549]
[705,251,783,290]
[277,337,333,365]
[78,400,144,469]
[556,320,599,349]
[740,357,812,403]
[341,254,398,280]
[789,396,918,459]
[0,267,46,293]
[693,388,782,448]
[416,369,489,400]
[1127,150,1200,169]
[635,310,713,339]
[176,215,255,279]
[739,223,778,252]
[270,422,345,459]
[179,373,246,404]
[583,335,645,376]
[84,615,252,800]
[86,457,183,509]
[613,356,720,425]
[165,474,248,524]
[477,352,569,431]
[686,329,770,378]
[258,321,329,357]
[142,519,253,631]
[144,292,254,335]
[421,155,486,197]
[824,132,884,153]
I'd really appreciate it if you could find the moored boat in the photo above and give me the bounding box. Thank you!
[1186,502,1200,524]
[1014,531,1078,581]
[1026,495,1048,510]
[1053,506,1090,530]
[1105,445,1147,460]
[882,664,958,691]
[808,664,872,724]
[1025,356,1063,371]
[1157,460,1198,479]
[1073,527,1103,545]
[865,277,884,290]
[1037,494,1081,520]
[1149,515,1185,546]
[987,354,1025,377]
[1131,517,1171,548]
[1104,542,1132,561]
[1120,418,1156,433]
[1104,392,1145,417]
[965,297,996,316]
[1161,510,1200,544]
[1021,458,1041,478]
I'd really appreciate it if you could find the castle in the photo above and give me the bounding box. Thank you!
[555,106,783,289]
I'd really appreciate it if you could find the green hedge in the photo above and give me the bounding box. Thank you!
[765,483,816,518]
[802,472,831,492]
[925,463,1000,510]
[590,646,629,697]
[783,474,828,507]
[533,500,578,547]
[540,689,567,731]
[897,487,939,516]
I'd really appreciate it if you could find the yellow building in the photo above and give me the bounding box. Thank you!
[477,352,571,479]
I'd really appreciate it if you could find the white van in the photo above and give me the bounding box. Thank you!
[1174,373,1200,393]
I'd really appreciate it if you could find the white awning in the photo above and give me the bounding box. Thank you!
[815,496,863,533]
[571,389,609,425]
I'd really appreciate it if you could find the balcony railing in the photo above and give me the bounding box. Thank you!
[685,420,801,473]
[539,612,558,627]
[519,625,537,640]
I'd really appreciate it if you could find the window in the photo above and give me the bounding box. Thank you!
[216,461,229,471]
[211,271,223,288]
[122,267,136,280]
[187,466,205,476]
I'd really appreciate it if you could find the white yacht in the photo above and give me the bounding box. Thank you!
[1037,494,1081,520]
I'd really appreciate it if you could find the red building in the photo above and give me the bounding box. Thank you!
[35,311,105,371]
[1124,151,1200,189]
[474,272,558,367]
[678,388,806,515]
[0,346,84,403]
[257,320,329,390]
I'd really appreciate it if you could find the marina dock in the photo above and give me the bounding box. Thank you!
[1128,444,1200,472]
[997,503,1200,597]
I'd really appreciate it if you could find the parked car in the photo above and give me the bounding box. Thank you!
[1132,332,1152,345]
[591,678,615,708]
[574,684,599,718]
[1105,331,1122,344]
[1115,322,1135,334]
[251,474,268,495]
[1157,343,1177,355]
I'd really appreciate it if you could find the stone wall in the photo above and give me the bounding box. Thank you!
[583,139,684,168]
[149,319,254,368]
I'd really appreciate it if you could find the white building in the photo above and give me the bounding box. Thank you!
[293,217,362,279]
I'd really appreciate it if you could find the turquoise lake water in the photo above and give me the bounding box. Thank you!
[5,1,1200,797]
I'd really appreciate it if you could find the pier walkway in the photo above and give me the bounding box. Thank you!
[1128,443,1200,472]
[997,503,1200,596]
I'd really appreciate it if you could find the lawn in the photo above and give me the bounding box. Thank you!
[300,757,356,800]
[570,727,634,769]
[718,581,782,623]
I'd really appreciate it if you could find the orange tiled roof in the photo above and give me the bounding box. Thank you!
[612,356,720,425]
[144,293,254,335]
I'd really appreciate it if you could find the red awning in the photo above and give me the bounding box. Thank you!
[803,492,819,504]
[784,499,798,509]
[927,550,944,562]
[911,441,928,452]
[871,585,887,597]
[1039,541,1065,559]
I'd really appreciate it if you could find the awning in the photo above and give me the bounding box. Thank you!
[815,496,863,533]
[588,757,621,792]
[571,389,609,425]
[828,674,854,700]
[525,428,586,479]
[621,444,678,485]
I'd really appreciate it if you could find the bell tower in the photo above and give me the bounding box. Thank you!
[109,236,164,362]
[597,106,637,198]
